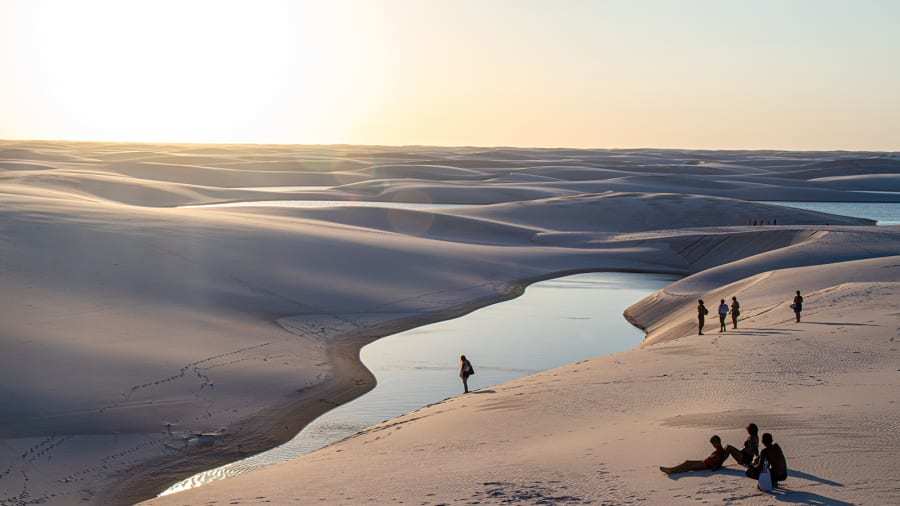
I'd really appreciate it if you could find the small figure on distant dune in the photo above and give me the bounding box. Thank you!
[747,433,788,490]
[791,290,803,323]
[730,296,741,329]
[718,299,729,332]
[697,300,709,335]
[459,354,475,393]
[659,435,728,475]
[725,423,759,467]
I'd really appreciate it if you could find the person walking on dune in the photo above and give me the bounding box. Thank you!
[725,423,759,467]
[718,299,729,332]
[659,435,728,475]
[697,299,709,335]
[730,296,740,329]
[792,291,803,323]
[459,354,475,393]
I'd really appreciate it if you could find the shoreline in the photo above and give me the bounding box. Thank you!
[116,269,686,504]
[146,254,900,506]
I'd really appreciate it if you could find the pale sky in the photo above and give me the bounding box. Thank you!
[2,0,899,149]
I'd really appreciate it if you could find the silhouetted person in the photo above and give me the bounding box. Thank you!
[660,435,728,475]
[459,354,475,393]
[697,299,709,335]
[792,290,803,323]
[747,433,788,488]
[773,219,777,225]
[725,423,759,467]
[718,299,729,332]
[730,296,740,329]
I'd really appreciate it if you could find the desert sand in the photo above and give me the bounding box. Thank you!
[1,140,898,505]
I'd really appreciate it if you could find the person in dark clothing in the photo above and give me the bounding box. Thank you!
[660,435,728,475]
[747,433,788,488]
[718,299,729,332]
[725,423,759,467]
[459,354,475,393]
[697,299,709,335]
[730,296,741,329]
[792,291,803,323]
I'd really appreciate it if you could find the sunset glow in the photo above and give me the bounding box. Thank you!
[2,0,899,149]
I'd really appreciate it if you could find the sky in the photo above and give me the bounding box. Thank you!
[1,0,899,149]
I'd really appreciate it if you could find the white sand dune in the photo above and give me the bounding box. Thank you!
[1,140,898,505]
[146,256,900,506]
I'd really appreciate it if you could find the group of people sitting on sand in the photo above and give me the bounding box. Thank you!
[696,290,804,335]
[660,423,788,490]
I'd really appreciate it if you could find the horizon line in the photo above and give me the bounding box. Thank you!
[2,136,899,154]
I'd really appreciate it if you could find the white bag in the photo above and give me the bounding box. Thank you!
[758,459,774,493]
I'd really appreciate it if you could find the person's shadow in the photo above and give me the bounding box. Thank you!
[771,488,852,506]
[663,467,746,480]
[665,467,851,505]
[771,469,849,506]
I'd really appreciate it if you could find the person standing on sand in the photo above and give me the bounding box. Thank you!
[459,355,475,393]
[718,299,729,332]
[792,290,803,323]
[747,433,788,489]
[659,435,728,475]
[725,423,759,467]
[730,296,740,329]
[697,299,709,335]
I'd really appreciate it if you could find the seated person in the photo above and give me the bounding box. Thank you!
[660,435,728,475]
[746,433,788,488]
[725,423,759,467]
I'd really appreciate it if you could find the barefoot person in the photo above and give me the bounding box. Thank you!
[730,296,740,329]
[697,299,709,335]
[792,291,803,323]
[718,299,729,332]
[725,423,759,467]
[747,433,788,489]
[459,354,475,393]
[660,435,728,475]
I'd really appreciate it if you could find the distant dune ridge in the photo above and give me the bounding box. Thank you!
[0,140,898,505]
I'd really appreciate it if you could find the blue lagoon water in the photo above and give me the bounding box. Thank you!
[765,201,900,225]
[162,271,677,495]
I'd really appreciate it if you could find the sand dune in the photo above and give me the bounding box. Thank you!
[1,140,898,504]
[146,255,900,506]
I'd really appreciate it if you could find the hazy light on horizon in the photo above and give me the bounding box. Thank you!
[1,0,899,150]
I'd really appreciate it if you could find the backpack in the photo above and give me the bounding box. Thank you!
[758,459,774,493]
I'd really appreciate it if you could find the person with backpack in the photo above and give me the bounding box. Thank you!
[698,299,709,335]
[792,291,803,323]
[459,354,475,393]
[718,299,729,332]
[747,433,788,490]
[730,296,741,329]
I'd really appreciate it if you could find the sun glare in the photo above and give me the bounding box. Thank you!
[17,0,382,143]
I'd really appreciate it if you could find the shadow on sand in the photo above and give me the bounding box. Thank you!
[804,321,879,327]
[770,489,853,506]
[665,467,850,505]
[469,389,497,395]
